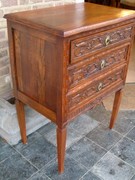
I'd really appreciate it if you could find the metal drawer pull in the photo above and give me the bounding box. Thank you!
[97,82,103,91]
[105,36,110,46]
[100,60,106,69]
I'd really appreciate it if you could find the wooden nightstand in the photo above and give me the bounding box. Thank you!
[4,3,135,173]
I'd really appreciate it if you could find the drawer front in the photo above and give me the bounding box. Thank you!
[71,26,132,63]
[67,67,125,111]
[68,45,128,89]
[67,83,123,121]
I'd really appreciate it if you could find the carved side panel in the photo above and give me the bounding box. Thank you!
[68,46,128,88]
[71,26,132,62]
[67,68,125,111]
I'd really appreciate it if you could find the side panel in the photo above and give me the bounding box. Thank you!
[13,26,57,112]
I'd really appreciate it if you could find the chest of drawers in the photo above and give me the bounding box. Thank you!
[5,3,135,173]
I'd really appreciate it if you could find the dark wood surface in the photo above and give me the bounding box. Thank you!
[4,3,135,37]
[5,3,135,174]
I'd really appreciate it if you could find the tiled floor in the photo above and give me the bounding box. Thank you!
[0,104,135,180]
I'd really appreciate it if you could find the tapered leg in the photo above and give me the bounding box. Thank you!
[109,89,122,129]
[16,99,27,144]
[57,127,67,174]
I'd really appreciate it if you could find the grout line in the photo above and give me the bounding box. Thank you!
[68,155,90,171]
[69,123,109,152]
[0,156,10,165]
[84,121,124,152]
[40,124,87,151]
[79,169,104,180]
[11,145,39,171]
[26,157,56,180]
[67,117,128,175]
[79,129,135,177]
[36,123,81,150]
[86,150,135,180]
[124,135,135,143]
[70,122,99,137]
[27,157,56,180]
[109,153,135,171]
[112,125,135,144]
[40,157,57,170]
[79,169,92,180]
[84,136,107,152]
[27,170,41,180]
[107,135,135,170]
[1,110,135,179]
[111,128,126,136]
[66,138,108,175]
[10,131,43,150]
[89,119,135,172]
[65,134,85,150]
[86,150,111,172]
[123,125,135,137]
[129,173,135,180]
[28,172,52,180]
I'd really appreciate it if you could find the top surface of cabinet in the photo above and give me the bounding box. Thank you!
[4,2,135,37]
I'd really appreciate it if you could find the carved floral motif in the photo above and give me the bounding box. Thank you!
[71,26,132,61]
[68,69,124,110]
[67,84,123,120]
[68,47,128,88]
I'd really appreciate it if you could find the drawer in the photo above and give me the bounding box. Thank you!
[67,66,125,111]
[71,25,133,63]
[67,82,123,121]
[68,44,129,89]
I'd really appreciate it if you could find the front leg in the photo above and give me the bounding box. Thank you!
[57,126,67,174]
[109,89,122,129]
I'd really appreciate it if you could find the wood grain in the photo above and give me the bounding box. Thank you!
[109,89,123,129]
[4,3,135,37]
[57,127,67,174]
[5,3,135,173]
[16,99,27,144]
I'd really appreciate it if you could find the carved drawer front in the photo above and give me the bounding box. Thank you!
[68,45,129,89]
[71,26,133,63]
[67,67,125,111]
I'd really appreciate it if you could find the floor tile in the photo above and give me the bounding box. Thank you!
[118,111,135,120]
[14,131,42,151]
[81,171,101,180]
[69,114,99,136]
[19,136,56,169]
[126,127,135,141]
[30,172,50,180]
[37,123,55,136]
[113,117,135,135]
[41,123,83,149]
[0,137,16,162]
[67,137,106,169]
[40,156,87,180]
[131,175,135,180]
[86,124,122,150]
[110,137,135,167]
[86,104,111,124]
[100,109,127,127]
[93,108,135,131]
[91,152,135,180]
[0,152,37,180]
